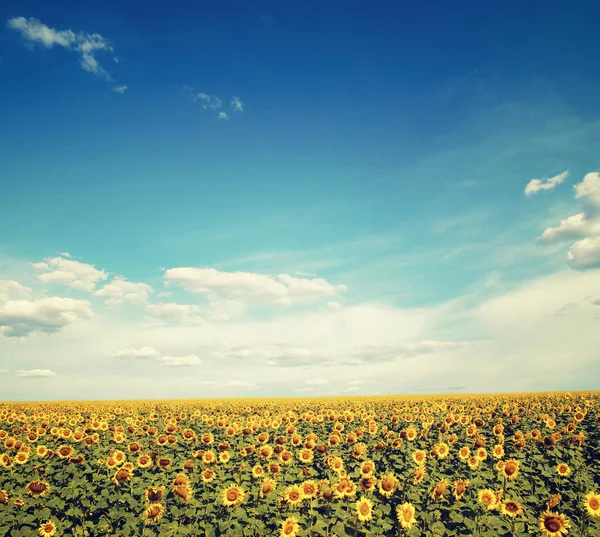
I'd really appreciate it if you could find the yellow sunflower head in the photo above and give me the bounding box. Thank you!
[26,480,50,498]
[356,497,373,522]
[539,510,569,537]
[584,492,600,518]
[501,499,523,517]
[396,503,417,529]
[38,520,57,537]
[221,485,245,507]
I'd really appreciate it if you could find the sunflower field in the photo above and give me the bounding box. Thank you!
[0,392,599,537]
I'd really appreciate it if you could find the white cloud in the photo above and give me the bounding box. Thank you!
[295,387,315,393]
[224,380,259,390]
[34,255,108,292]
[326,301,342,310]
[194,92,222,109]
[540,213,593,242]
[305,378,329,385]
[0,296,93,337]
[0,280,31,302]
[231,97,244,112]
[574,172,600,211]
[566,237,600,270]
[109,346,201,367]
[110,346,160,359]
[163,267,347,305]
[113,85,127,94]
[187,88,244,120]
[0,369,8,373]
[145,302,203,324]
[7,17,117,80]
[16,369,56,378]
[157,291,173,298]
[157,355,202,367]
[93,277,152,305]
[525,171,568,196]
[538,172,600,270]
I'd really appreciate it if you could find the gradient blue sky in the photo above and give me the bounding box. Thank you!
[1,1,599,400]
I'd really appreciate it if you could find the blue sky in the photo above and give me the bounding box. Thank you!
[1,1,599,400]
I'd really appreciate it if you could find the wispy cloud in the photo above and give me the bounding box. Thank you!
[524,171,568,196]
[163,267,347,305]
[16,369,56,378]
[113,85,127,94]
[184,86,244,121]
[230,97,244,112]
[109,346,202,367]
[7,16,118,81]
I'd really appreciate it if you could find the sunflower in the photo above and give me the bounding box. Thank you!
[137,454,153,469]
[492,444,504,459]
[475,447,487,461]
[435,442,449,459]
[413,465,426,485]
[498,458,518,479]
[501,499,523,517]
[260,477,277,498]
[113,467,132,485]
[412,450,426,465]
[356,497,374,522]
[201,468,216,483]
[453,479,468,501]
[157,457,172,469]
[396,503,417,529]
[0,489,8,505]
[38,521,57,537]
[539,511,569,537]
[145,503,164,524]
[359,476,377,493]
[36,446,48,458]
[583,492,600,517]
[219,451,231,464]
[360,460,376,476]
[144,486,164,503]
[14,451,29,465]
[478,489,498,511]
[26,480,50,498]
[252,464,265,478]
[14,497,24,507]
[280,517,300,537]
[283,484,304,506]
[467,456,480,470]
[172,485,193,502]
[430,479,448,501]
[202,451,217,465]
[298,448,314,464]
[547,494,562,509]
[56,445,73,460]
[556,463,571,477]
[378,473,398,497]
[458,446,470,461]
[301,480,317,499]
[221,485,245,507]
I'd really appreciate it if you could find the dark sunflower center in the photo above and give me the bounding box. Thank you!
[227,490,238,501]
[545,518,561,532]
[360,503,370,515]
[590,498,600,510]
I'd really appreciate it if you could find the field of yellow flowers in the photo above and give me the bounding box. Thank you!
[0,392,599,537]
